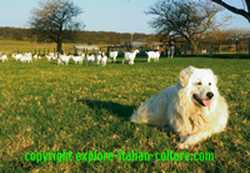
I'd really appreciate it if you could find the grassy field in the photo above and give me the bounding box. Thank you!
[0,57,249,172]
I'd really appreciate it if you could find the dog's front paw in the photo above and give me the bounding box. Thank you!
[178,136,199,150]
[178,135,195,149]
[178,142,190,150]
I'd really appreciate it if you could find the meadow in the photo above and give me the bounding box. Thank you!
[0,57,249,172]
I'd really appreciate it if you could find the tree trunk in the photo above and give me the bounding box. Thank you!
[56,27,64,54]
[56,40,63,55]
[190,40,198,55]
[182,35,198,55]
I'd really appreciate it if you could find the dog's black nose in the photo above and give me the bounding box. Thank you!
[206,92,214,99]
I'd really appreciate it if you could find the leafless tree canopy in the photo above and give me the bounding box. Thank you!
[211,0,250,22]
[147,0,220,53]
[30,0,83,53]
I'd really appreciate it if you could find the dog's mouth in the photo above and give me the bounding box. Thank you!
[193,94,211,107]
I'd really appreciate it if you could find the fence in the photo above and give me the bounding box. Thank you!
[175,37,249,56]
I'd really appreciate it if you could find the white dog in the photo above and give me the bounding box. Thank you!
[131,66,229,149]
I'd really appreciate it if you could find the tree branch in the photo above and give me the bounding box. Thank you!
[211,0,250,22]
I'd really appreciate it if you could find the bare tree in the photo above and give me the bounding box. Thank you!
[147,0,220,54]
[211,0,250,22]
[211,0,250,55]
[30,0,83,54]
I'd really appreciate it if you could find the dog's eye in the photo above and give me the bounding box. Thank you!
[209,82,212,86]
[197,82,202,85]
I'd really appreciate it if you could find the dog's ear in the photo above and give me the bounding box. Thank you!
[179,66,194,87]
[207,69,218,84]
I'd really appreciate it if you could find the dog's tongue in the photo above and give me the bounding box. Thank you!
[202,100,211,107]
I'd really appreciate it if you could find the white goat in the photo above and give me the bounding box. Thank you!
[0,54,8,62]
[123,49,139,65]
[18,53,32,63]
[101,52,108,66]
[72,55,84,64]
[14,53,22,61]
[11,53,16,59]
[109,51,118,62]
[146,51,160,62]
[58,55,71,65]
[96,53,102,65]
[86,54,95,63]
[46,52,57,62]
[33,54,42,60]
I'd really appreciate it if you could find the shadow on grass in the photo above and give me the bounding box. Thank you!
[78,99,136,120]
[78,99,176,135]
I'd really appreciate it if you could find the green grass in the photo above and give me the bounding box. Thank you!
[0,57,249,172]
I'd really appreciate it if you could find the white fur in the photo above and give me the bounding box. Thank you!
[17,53,32,63]
[0,54,8,62]
[123,50,139,65]
[86,54,95,63]
[101,52,108,66]
[96,54,102,65]
[46,53,57,62]
[131,66,229,149]
[72,55,84,64]
[146,51,160,62]
[14,54,23,61]
[58,55,71,65]
[109,51,118,62]
[95,52,108,66]
[33,54,42,60]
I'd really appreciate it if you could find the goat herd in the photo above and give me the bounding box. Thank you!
[0,49,161,66]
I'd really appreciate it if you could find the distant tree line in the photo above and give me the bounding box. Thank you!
[0,27,159,45]
[0,26,249,54]
[0,27,35,41]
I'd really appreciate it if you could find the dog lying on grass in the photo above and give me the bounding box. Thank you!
[131,66,229,149]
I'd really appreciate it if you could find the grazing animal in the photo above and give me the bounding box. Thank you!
[146,51,160,62]
[0,54,8,62]
[131,66,229,149]
[11,53,17,60]
[58,55,71,65]
[18,53,32,63]
[123,49,139,65]
[72,55,84,64]
[33,54,42,60]
[13,53,23,61]
[86,54,95,63]
[101,52,108,66]
[46,53,57,62]
[96,53,102,65]
[109,51,119,62]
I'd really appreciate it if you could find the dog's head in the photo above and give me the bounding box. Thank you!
[179,66,218,108]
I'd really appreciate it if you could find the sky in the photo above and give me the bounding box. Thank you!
[0,0,249,34]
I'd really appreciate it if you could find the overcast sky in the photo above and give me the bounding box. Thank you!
[0,0,249,34]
